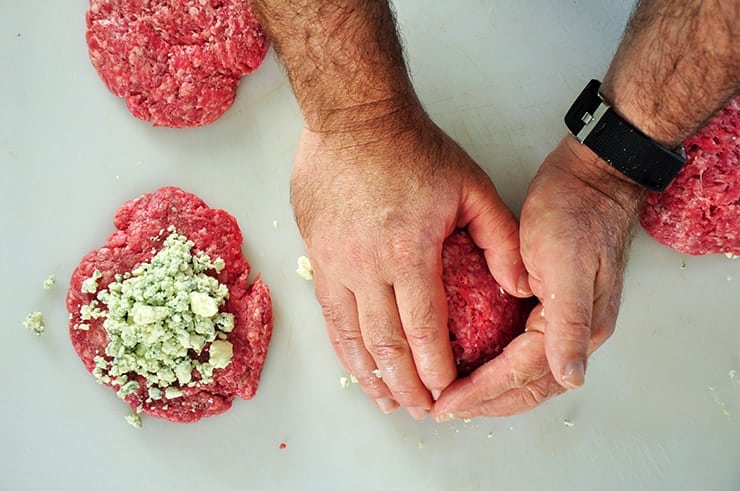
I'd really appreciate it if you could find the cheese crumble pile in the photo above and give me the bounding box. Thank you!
[81,229,235,401]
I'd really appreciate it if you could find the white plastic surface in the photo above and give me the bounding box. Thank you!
[1,1,738,490]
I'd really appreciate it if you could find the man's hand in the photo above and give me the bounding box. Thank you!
[291,106,528,418]
[435,0,739,418]
[433,136,641,419]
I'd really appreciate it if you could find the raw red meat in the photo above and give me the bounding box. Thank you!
[442,229,535,376]
[67,187,273,423]
[640,98,739,255]
[86,0,269,128]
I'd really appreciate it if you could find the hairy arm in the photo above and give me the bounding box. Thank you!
[252,0,527,418]
[435,0,739,419]
[602,0,739,148]
[252,1,416,133]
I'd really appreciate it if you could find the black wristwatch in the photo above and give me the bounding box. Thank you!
[564,79,686,192]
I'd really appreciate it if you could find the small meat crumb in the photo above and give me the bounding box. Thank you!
[23,312,45,335]
[279,442,287,450]
[563,419,575,428]
[296,256,314,280]
[43,274,56,289]
[125,412,142,429]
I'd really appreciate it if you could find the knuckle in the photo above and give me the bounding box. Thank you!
[356,376,386,396]
[518,379,558,408]
[551,317,592,345]
[318,300,350,331]
[405,324,444,347]
[366,339,407,363]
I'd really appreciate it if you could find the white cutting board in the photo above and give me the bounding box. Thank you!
[1,1,738,490]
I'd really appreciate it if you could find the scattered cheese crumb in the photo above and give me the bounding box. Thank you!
[487,432,494,439]
[417,440,424,449]
[463,418,472,424]
[339,376,350,389]
[563,419,575,428]
[727,274,733,282]
[349,374,358,384]
[23,312,45,335]
[115,175,121,182]
[272,220,279,230]
[296,256,314,280]
[43,274,56,289]
[724,253,738,260]
[125,412,142,429]
[730,370,737,380]
[372,369,382,379]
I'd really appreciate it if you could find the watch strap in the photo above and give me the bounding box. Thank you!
[565,80,686,192]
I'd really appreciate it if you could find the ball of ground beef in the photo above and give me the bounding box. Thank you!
[443,229,536,376]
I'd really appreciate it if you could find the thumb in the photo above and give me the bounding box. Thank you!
[460,177,530,298]
[536,249,596,389]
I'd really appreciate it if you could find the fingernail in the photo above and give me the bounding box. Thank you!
[376,398,398,414]
[407,406,429,420]
[562,360,585,389]
[517,272,532,296]
[431,390,441,400]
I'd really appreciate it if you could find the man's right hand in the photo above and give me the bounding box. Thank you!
[291,106,529,418]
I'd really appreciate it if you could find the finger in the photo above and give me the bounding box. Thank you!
[460,176,531,298]
[451,374,566,419]
[525,303,546,333]
[539,248,596,390]
[314,274,398,414]
[356,284,432,418]
[433,331,549,421]
[393,251,456,400]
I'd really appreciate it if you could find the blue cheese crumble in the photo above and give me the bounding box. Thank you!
[43,274,56,289]
[81,269,103,294]
[125,412,142,429]
[85,229,235,401]
[296,256,314,280]
[23,312,45,335]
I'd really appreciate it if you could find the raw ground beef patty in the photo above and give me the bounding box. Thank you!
[67,187,273,423]
[640,97,739,255]
[443,229,536,376]
[86,0,268,127]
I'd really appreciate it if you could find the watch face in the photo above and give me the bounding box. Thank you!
[564,79,602,137]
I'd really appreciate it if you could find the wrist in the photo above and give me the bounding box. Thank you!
[561,134,645,215]
[301,89,421,135]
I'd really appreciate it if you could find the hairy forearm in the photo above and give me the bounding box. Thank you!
[602,0,739,147]
[252,0,418,132]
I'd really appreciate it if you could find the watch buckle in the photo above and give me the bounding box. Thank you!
[575,101,610,143]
